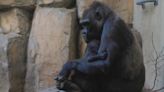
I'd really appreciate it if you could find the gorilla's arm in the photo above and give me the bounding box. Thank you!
[59,59,110,77]
[88,18,120,63]
[59,42,119,77]
[75,60,110,74]
[58,14,121,80]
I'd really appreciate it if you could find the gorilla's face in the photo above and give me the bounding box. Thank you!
[80,6,106,43]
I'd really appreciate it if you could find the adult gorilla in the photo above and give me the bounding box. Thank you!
[55,1,145,92]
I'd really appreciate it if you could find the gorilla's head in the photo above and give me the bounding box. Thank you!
[80,1,115,42]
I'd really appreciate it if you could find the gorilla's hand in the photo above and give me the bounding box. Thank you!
[55,62,78,82]
[88,51,108,62]
[55,79,81,92]
[55,79,65,90]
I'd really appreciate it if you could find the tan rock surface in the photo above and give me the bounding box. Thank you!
[25,7,77,92]
[0,8,31,92]
[0,0,35,9]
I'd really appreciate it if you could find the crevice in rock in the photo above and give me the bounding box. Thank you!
[5,8,35,92]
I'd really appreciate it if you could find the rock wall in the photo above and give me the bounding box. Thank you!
[0,0,133,92]
[0,8,32,92]
[25,7,77,92]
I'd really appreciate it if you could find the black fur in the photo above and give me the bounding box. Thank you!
[56,1,145,92]
[55,40,100,92]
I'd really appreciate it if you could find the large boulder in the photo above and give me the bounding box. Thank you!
[25,7,77,92]
[0,8,31,92]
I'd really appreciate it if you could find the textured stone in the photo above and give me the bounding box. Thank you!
[0,34,9,92]
[0,0,36,9]
[0,8,31,92]
[25,7,77,92]
[37,0,76,8]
